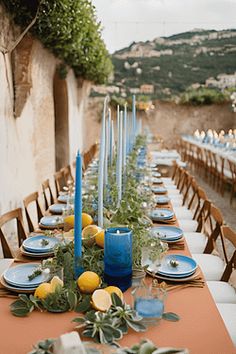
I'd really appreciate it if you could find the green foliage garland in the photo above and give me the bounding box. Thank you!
[1,0,113,84]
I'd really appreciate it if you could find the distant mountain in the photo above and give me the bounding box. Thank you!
[110,29,236,99]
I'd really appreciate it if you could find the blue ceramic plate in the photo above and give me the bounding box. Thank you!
[39,215,63,227]
[49,203,65,214]
[150,209,174,221]
[3,263,49,287]
[57,194,69,203]
[23,235,59,253]
[152,186,167,194]
[152,178,163,184]
[150,226,183,241]
[155,196,170,205]
[152,172,161,178]
[156,255,197,276]
[0,276,38,293]
[21,246,54,258]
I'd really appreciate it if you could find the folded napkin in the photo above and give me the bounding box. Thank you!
[167,241,185,250]
[0,284,18,298]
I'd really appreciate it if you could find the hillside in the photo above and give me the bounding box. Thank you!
[109,29,236,99]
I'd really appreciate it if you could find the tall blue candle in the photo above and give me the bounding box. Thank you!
[74,150,83,278]
[117,110,123,206]
[123,104,127,173]
[98,96,109,228]
[132,95,136,145]
[116,105,120,185]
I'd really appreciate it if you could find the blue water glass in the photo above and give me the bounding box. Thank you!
[135,297,164,319]
[104,227,132,292]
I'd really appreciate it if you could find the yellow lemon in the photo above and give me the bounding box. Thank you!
[91,289,112,312]
[64,215,74,227]
[104,286,123,301]
[82,213,93,229]
[50,276,64,292]
[34,283,52,299]
[95,229,105,248]
[64,229,74,240]
[77,271,100,294]
[82,225,99,246]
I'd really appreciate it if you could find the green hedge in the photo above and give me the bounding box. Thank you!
[2,0,113,84]
[179,87,230,105]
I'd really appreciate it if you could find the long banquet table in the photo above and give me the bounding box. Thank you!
[0,168,235,354]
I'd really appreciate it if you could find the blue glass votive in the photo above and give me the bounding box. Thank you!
[104,227,132,292]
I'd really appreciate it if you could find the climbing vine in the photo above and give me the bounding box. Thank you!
[1,0,113,84]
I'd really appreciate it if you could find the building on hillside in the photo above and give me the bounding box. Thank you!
[140,84,154,94]
[205,73,236,89]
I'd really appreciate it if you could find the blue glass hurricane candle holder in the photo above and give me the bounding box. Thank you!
[104,227,132,292]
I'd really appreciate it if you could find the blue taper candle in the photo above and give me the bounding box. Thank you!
[98,96,109,228]
[132,95,136,145]
[74,150,83,278]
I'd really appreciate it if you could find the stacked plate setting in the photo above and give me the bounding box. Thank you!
[150,226,183,243]
[21,235,59,257]
[39,215,64,229]
[150,209,174,222]
[49,203,65,215]
[148,254,198,282]
[151,186,167,194]
[2,263,49,293]
[155,196,170,205]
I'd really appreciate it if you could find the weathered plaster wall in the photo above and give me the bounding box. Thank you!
[0,5,90,220]
[143,101,236,148]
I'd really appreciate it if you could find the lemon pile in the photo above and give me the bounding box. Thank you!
[34,276,63,300]
[77,271,123,312]
[63,212,105,248]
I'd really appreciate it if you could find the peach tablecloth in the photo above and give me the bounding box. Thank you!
[0,187,235,353]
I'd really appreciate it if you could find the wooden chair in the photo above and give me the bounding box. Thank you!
[42,179,55,210]
[0,208,27,258]
[23,192,44,233]
[228,160,236,205]
[54,170,66,197]
[206,225,236,305]
[61,165,74,185]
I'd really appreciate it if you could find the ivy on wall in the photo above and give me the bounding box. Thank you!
[1,0,113,84]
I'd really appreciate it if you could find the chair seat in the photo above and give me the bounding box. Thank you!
[184,232,207,253]
[216,303,236,346]
[207,281,236,303]
[171,199,183,207]
[174,207,193,220]
[165,184,178,190]
[178,219,198,232]
[167,189,181,195]
[192,253,225,281]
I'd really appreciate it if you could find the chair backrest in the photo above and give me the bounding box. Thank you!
[54,170,66,197]
[193,186,208,220]
[23,192,44,233]
[61,165,74,185]
[0,208,27,258]
[203,204,224,254]
[220,225,236,281]
[42,179,54,210]
[196,199,211,233]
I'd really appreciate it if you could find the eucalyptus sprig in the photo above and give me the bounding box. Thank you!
[72,293,146,345]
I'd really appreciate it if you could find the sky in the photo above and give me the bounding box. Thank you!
[92,0,236,53]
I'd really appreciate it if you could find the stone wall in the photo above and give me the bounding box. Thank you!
[0,5,90,219]
[143,101,235,148]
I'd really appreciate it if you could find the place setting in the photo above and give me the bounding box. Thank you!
[39,215,64,230]
[151,177,163,185]
[48,203,66,215]
[0,263,50,294]
[146,254,204,290]
[154,195,171,206]
[150,226,185,250]
[149,208,176,224]
[19,234,60,258]
[151,186,168,194]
